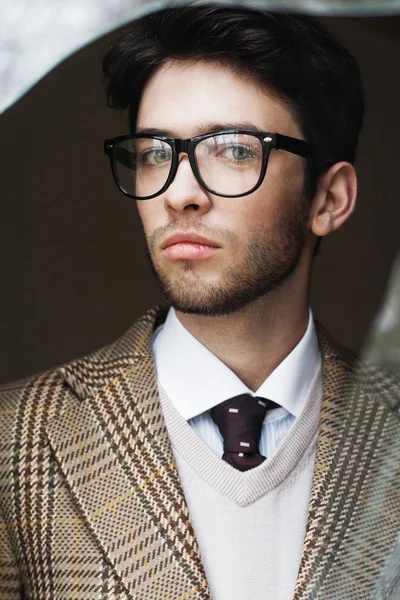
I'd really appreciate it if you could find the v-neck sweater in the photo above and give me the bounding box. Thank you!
[158,364,322,600]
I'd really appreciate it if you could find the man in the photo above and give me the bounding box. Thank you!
[1,4,399,599]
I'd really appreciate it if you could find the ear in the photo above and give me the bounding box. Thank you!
[310,162,357,237]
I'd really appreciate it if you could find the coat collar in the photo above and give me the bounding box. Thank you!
[46,305,397,599]
[60,305,168,400]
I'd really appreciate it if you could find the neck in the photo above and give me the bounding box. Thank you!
[175,279,309,392]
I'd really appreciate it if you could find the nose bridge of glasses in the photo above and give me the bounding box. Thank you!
[173,138,199,182]
[174,138,192,157]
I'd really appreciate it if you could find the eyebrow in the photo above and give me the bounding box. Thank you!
[134,122,265,137]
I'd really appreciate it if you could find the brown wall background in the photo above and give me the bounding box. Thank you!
[0,15,399,384]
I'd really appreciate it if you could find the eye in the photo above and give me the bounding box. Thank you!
[140,147,172,166]
[225,145,256,161]
[218,144,258,162]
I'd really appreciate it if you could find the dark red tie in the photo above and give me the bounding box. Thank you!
[210,394,280,472]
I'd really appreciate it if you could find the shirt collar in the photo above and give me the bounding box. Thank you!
[153,308,320,421]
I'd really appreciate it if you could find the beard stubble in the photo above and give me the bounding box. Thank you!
[144,195,310,317]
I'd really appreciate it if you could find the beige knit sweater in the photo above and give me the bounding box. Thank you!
[158,365,323,600]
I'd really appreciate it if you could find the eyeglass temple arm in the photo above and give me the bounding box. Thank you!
[274,133,334,165]
[109,146,135,169]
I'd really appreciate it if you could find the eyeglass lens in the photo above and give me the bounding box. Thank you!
[114,133,264,198]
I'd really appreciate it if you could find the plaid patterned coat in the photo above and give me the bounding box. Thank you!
[0,305,399,599]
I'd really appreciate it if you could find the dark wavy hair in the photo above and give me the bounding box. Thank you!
[102,3,364,201]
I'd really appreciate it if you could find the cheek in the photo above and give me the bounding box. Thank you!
[254,159,305,222]
[234,167,304,230]
[267,154,305,199]
[136,200,162,234]
[234,183,283,226]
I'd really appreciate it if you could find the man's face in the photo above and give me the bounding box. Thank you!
[136,60,312,316]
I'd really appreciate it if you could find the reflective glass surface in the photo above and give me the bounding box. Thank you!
[114,133,265,199]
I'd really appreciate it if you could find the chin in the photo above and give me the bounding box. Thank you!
[159,280,264,317]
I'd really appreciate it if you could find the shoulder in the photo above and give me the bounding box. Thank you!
[0,368,64,411]
[316,320,400,418]
[0,305,166,422]
[0,369,66,451]
[357,361,400,415]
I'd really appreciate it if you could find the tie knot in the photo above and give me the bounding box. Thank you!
[210,394,279,454]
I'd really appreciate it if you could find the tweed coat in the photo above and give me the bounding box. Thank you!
[0,305,399,600]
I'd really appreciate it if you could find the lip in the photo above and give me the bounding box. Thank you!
[161,232,221,261]
[161,232,220,249]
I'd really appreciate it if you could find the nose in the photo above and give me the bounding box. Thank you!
[163,154,212,215]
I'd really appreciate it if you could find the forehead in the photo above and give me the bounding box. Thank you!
[136,60,300,138]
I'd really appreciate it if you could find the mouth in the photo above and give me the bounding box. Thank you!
[161,232,221,261]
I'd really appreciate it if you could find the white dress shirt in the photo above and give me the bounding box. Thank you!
[153,308,320,458]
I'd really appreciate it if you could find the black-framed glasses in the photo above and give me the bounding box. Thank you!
[104,130,333,200]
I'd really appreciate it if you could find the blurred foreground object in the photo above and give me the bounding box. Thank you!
[2,0,400,115]
[364,254,400,375]
[1,0,400,371]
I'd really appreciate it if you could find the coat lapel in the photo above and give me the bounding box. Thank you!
[294,325,400,598]
[46,306,211,600]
